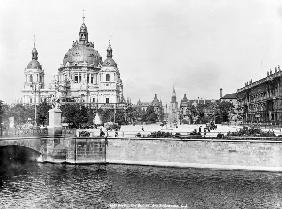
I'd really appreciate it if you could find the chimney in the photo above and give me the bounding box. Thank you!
[220,88,223,98]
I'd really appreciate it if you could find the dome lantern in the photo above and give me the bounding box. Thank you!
[107,40,113,58]
[32,47,38,60]
[27,36,42,70]
[32,36,38,60]
[79,12,88,44]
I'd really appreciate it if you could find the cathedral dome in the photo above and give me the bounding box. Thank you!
[63,43,102,67]
[102,42,117,67]
[27,60,42,69]
[102,57,117,67]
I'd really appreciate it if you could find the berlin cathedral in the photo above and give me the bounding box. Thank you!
[22,17,125,108]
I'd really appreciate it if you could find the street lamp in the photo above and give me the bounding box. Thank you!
[30,81,38,126]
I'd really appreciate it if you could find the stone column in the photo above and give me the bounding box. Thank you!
[47,108,62,136]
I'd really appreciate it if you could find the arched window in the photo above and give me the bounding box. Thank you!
[29,75,33,82]
[106,74,110,82]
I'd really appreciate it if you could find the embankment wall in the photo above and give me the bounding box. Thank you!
[106,138,282,171]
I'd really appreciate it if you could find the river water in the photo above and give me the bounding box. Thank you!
[1,162,282,209]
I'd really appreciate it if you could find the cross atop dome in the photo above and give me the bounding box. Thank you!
[82,9,85,23]
[33,34,36,48]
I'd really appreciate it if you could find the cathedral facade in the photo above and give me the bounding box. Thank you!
[22,18,124,107]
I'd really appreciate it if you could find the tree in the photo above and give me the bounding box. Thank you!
[216,101,234,123]
[97,108,113,124]
[142,106,158,123]
[61,104,88,128]
[37,101,51,126]
[7,104,34,126]
[0,100,4,134]
[115,109,127,125]
[0,100,4,117]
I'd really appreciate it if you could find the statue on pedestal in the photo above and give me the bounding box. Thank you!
[51,94,61,109]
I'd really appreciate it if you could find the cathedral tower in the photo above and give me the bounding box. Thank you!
[98,41,123,104]
[22,39,45,104]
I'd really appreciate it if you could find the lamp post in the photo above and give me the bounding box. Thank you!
[31,82,38,126]
[0,117,2,137]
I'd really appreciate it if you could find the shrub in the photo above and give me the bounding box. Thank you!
[79,131,90,137]
[227,126,275,137]
[149,131,172,138]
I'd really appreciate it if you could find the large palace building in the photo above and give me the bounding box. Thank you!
[22,17,124,107]
[237,67,282,124]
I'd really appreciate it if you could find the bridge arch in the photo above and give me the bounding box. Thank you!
[0,137,46,155]
[0,145,42,164]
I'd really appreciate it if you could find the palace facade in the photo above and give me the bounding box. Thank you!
[237,67,282,124]
[22,17,124,108]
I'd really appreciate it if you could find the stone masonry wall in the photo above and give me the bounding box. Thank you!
[106,138,282,171]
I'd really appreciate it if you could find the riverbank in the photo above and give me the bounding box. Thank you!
[3,128,282,172]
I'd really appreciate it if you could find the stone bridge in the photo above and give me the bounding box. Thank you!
[0,137,107,164]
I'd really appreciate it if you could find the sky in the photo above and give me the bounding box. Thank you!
[1,0,282,105]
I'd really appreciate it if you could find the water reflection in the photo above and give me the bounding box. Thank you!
[1,162,282,208]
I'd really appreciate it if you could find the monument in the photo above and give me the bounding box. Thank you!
[47,98,62,136]
[94,113,102,125]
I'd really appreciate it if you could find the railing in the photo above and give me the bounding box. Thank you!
[62,128,76,137]
[1,128,48,137]
[1,128,77,138]
[239,123,282,130]
[76,129,242,139]
[2,126,282,140]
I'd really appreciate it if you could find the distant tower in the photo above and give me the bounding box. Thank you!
[168,86,179,125]
[22,37,45,104]
[171,86,178,110]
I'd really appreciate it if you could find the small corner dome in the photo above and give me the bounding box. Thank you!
[102,57,117,67]
[27,60,42,70]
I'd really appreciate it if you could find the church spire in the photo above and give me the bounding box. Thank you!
[107,40,113,58]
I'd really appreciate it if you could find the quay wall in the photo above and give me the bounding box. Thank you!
[2,136,282,171]
[106,138,282,171]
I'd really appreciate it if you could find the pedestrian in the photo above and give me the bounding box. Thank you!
[115,128,118,137]
[142,126,144,131]
[100,128,105,137]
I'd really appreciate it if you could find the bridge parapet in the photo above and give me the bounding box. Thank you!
[0,137,106,164]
